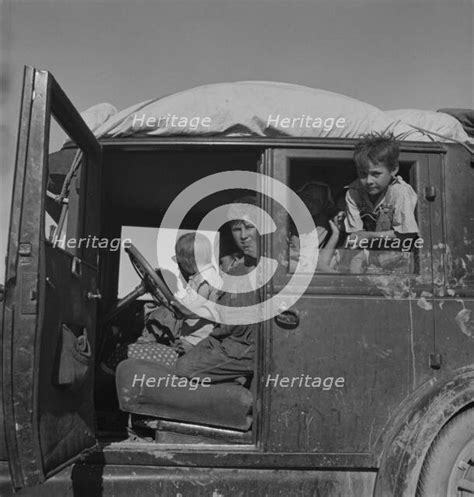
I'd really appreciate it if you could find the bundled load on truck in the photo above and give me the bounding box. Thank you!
[78,81,473,143]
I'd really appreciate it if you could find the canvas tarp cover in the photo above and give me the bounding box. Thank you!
[437,108,474,138]
[81,81,473,143]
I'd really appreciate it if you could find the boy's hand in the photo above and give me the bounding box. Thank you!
[288,235,300,252]
[332,211,346,231]
[170,299,188,318]
[347,230,396,246]
[328,219,340,236]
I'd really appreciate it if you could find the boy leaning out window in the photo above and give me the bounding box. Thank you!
[344,133,419,273]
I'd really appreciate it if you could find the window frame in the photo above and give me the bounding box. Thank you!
[267,147,434,297]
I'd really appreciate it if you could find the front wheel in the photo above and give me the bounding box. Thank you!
[417,408,474,496]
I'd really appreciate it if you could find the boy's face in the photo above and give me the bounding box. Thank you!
[357,160,398,197]
[231,220,259,259]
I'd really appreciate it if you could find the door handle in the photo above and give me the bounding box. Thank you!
[86,290,102,301]
[274,308,300,329]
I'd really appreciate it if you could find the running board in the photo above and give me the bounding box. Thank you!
[133,415,253,444]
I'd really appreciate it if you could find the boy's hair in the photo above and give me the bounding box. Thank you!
[175,232,212,275]
[353,133,400,172]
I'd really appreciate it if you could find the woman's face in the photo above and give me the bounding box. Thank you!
[231,220,259,259]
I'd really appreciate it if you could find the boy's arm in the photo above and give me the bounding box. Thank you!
[348,229,396,241]
[170,299,199,318]
[343,190,391,246]
[350,185,419,243]
[391,185,419,234]
[171,281,217,320]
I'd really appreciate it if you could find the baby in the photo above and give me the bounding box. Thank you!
[102,232,221,372]
[170,232,222,353]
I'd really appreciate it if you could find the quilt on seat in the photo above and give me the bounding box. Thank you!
[116,358,253,431]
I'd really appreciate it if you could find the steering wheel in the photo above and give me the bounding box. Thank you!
[104,243,175,322]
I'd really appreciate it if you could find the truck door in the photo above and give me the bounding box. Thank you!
[263,147,437,460]
[2,66,102,490]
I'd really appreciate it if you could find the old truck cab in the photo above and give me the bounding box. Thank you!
[1,66,473,496]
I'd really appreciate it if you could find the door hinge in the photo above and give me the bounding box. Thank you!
[20,273,38,314]
[18,242,32,257]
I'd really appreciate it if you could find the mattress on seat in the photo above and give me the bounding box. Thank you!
[116,358,253,431]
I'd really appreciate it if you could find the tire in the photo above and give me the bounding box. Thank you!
[417,408,474,497]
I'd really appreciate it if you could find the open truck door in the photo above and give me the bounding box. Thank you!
[2,66,102,490]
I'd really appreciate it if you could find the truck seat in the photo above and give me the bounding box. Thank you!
[115,358,253,431]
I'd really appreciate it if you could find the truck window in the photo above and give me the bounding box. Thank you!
[45,116,97,266]
[287,157,420,275]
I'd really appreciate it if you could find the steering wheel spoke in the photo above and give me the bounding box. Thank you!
[104,244,176,323]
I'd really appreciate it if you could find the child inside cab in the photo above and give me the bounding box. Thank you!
[289,182,331,272]
[344,133,419,273]
[102,232,221,372]
[288,181,344,273]
[170,232,222,353]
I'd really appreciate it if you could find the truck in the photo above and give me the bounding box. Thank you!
[1,65,473,496]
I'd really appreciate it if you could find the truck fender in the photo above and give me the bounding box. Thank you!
[373,366,474,497]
